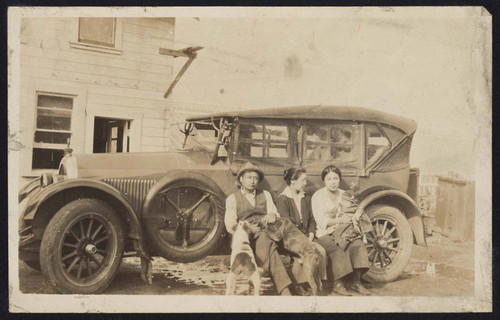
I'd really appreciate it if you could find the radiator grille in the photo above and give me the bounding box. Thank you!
[103,178,157,213]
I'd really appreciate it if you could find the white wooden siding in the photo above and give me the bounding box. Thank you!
[19,17,175,176]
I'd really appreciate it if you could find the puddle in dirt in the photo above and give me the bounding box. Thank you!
[160,268,275,295]
[404,259,473,281]
[155,259,276,295]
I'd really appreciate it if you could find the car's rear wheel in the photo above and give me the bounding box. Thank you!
[363,204,413,282]
[143,180,226,262]
[40,198,124,294]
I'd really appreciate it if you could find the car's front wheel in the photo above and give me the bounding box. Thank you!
[24,260,41,272]
[363,204,413,282]
[40,198,124,294]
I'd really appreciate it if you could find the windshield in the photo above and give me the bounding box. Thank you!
[183,125,219,152]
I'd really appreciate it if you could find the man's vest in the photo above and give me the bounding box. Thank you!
[233,189,268,221]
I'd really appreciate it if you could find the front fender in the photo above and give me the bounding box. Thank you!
[23,178,151,259]
[359,189,427,246]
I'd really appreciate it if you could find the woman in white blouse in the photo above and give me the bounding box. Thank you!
[311,165,370,296]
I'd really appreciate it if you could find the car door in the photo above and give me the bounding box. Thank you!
[231,118,300,198]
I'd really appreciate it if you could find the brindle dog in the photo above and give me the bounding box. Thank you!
[262,217,324,296]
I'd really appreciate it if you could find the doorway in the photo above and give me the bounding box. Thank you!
[93,117,131,153]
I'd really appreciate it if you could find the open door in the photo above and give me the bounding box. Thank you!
[93,117,131,153]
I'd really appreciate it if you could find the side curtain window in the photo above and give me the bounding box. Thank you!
[366,123,391,167]
[236,123,289,159]
[304,122,362,169]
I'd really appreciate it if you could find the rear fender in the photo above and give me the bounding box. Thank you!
[359,189,427,246]
[24,179,151,259]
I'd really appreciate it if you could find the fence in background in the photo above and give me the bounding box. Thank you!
[418,172,475,241]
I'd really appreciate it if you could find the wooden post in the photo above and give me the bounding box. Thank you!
[159,46,204,99]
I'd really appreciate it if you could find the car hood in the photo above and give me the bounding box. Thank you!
[70,148,217,179]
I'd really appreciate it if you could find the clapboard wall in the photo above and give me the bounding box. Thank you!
[19,17,175,179]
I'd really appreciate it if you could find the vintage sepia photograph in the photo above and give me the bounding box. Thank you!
[8,6,491,312]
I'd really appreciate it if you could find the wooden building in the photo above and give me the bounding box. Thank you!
[18,17,176,184]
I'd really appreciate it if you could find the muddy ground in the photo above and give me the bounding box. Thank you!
[18,235,474,296]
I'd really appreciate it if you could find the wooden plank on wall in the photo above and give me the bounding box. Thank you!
[143,117,165,128]
[122,22,175,40]
[142,127,166,138]
[141,136,165,147]
[124,18,175,32]
[21,56,172,84]
[88,93,167,110]
[88,86,166,101]
[87,102,163,115]
[22,45,174,75]
[22,42,175,68]
[21,67,166,92]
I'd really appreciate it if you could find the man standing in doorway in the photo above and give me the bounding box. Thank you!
[224,162,293,295]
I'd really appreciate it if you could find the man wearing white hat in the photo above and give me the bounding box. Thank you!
[225,162,293,295]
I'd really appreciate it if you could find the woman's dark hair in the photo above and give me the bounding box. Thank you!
[321,165,342,181]
[283,167,307,186]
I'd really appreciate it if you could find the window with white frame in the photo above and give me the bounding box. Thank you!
[78,18,116,48]
[32,93,74,169]
[70,18,122,55]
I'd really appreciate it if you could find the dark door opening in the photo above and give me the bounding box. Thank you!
[93,117,131,153]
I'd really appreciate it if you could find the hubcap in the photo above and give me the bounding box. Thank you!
[60,215,115,283]
[85,244,97,254]
[366,217,401,269]
[376,238,388,249]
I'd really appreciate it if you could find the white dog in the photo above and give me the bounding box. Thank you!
[225,221,261,296]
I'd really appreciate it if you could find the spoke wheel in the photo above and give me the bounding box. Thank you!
[143,180,226,262]
[363,205,413,283]
[40,199,123,294]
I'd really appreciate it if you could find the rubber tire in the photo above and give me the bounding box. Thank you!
[144,180,226,263]
[363,204,413,283]
[24,260,42,272]
[40,198,124,294]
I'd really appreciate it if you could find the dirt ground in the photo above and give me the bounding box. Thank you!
[18,234,474,296]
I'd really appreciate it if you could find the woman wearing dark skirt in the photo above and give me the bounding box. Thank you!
[276,167,327,295]
[311,165,371,296]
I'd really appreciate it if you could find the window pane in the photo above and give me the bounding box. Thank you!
[381,124,405,145]
[237,123,290,158]
[37,115,71,131]
[306,144,329,160]
[331,127,352,144]
[110,140,117,153]
[79,18,115,47]
[111,126,118,139]
[32,148,64,169]
[268,143,287,157]
[250,144,264,157]
[240,124,262,140]
[366,123,390,166]
[265,125,288,141]
[329,124,359,163]
[37,95,73,110]
[305,123,362,168]
[306,127,328,142]
[37,108,72,117]
[34,131,71,144]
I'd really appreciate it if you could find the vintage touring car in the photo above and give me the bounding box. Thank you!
[18,105,426,294]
